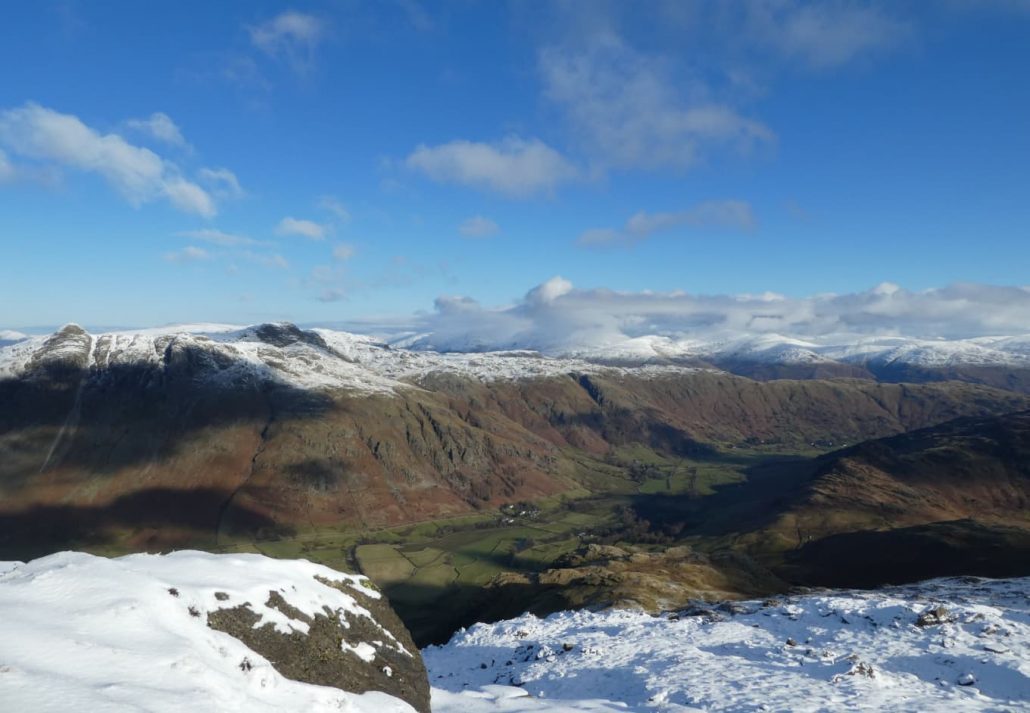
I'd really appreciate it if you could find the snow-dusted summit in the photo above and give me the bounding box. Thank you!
[0,323,703,393]
[2,321,1030,396]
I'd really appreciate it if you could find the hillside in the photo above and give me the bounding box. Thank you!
[2,324,1029,560]
[760,410,1030,587]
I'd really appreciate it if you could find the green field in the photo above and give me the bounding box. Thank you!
[207,444,809,644]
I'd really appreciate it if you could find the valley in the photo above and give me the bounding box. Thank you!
[2,323,1030,647]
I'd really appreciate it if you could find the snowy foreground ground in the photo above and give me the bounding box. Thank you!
[0,553,415,713]
[0,554,1027,712]
[427,577,1030,713]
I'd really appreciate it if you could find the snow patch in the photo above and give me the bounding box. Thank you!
[426,576,1030,712]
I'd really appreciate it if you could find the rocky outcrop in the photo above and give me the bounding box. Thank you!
[0,551,429,712]
[207,575,430,713]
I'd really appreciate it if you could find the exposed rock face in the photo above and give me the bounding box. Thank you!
[250,322,330,350]
[207,577,430,713]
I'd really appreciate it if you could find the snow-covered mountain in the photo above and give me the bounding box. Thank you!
[3,322,1030,396]
[428,576,1030,712]
[0,322,704,394]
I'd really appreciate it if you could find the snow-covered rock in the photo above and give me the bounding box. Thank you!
[0,551,427,712]
[426,576,1030,712]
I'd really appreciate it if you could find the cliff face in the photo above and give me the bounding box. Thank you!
[2,324,1029,556]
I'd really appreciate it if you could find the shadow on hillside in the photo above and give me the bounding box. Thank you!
[626,454,818,539]
[383,579,572,648]
[0,486,294,561]
[0,349,334,479]
[781,519,1030,588]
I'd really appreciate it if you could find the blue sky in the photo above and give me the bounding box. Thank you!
[1,1,1029,330]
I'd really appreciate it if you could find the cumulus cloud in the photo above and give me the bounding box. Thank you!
[401,278,1030,354]
[579,200,756,246]
[276,216,326,239]
[198,167,244,199]
[241,251,289,270]
[175,228,256,246]
[539,35,774,171]
[0,148,13,182]
[406,136,577,197]
[459,215,500,238]
[308,263,348,301]
[249,11,326,73]
[0,102,216,217]
[163,246,210,264]
[124,112,189,148]
[744,1,910,69]
[318,195,351,223]
[332,243,355,261]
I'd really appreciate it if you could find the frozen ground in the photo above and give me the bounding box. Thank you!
[426,577,1030,712]
[0,551,415,713]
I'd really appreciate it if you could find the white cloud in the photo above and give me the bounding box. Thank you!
[579,200,756,246]
[401,279,1030,354]
[318,288,346,303]
[163,246,210,264]
[175,228,256,247]
[276,216,326,239]
[318,195,351,223]
[125,112,189,148]
[241,251,289,270]
[163,177,216,217]
[0,102,216,217]
[0,148,13,182]
[459,215,500,238]
[309,263,347,301]
[539,35,774,171]
[406,136,577,197]
[198,167,244,199]
[744,1,909,69]
[249,11,326,73]
[332,243,355,261]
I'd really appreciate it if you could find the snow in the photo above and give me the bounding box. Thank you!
[2,553,1027,712]
[2,321,1030,395]
[0,329,28,347]
[0,323,707,394]
[0,551,415,713]
[426,576,1030,712]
